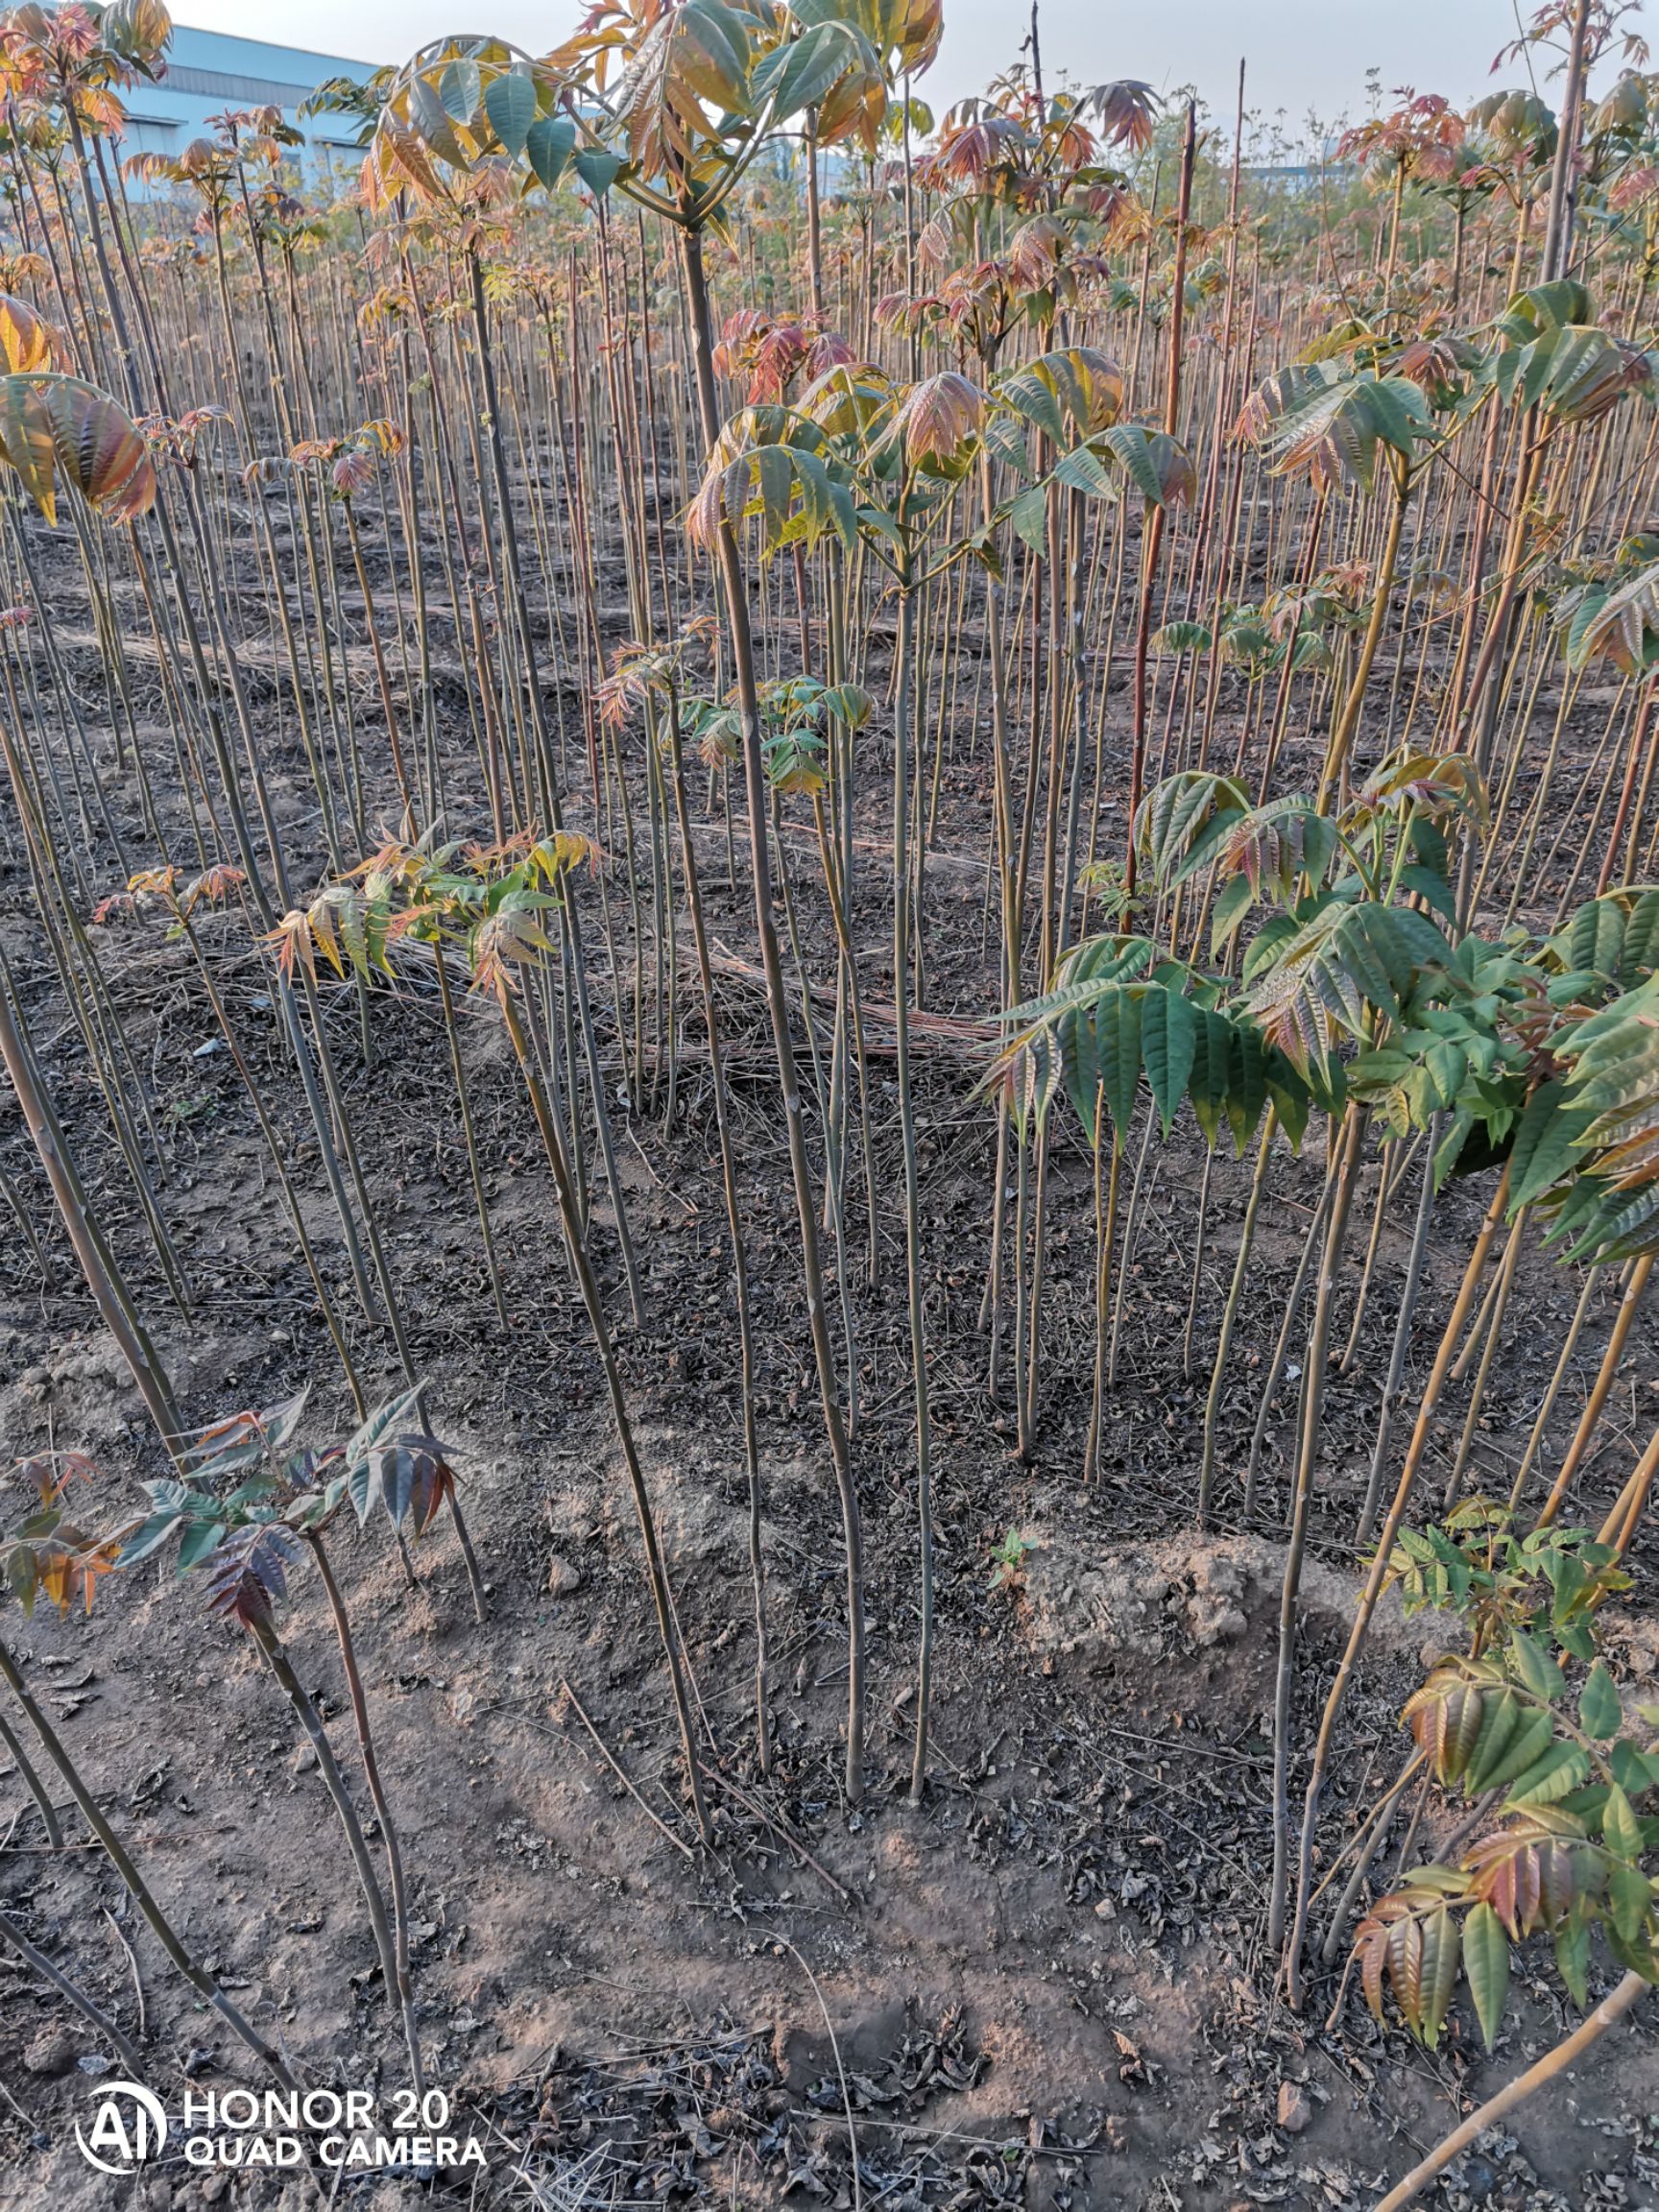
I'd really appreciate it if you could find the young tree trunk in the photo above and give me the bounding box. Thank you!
[1374,1970,1649,2212]
[0,974,181,1452]
[678,219,865,1803]
[0,1908,147,2079]
[0,1632,296,2088]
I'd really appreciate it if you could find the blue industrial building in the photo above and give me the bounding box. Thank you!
[118,21,378,174]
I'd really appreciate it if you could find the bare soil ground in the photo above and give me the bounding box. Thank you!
[1,516,1656,2212]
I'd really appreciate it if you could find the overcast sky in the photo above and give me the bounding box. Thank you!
[193,0,1588,142]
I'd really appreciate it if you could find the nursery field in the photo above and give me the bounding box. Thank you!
[0,2,1658,2207]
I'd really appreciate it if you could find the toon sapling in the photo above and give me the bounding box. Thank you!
[1,1454,294,2085]
[116,1387,466,2091]
[1350,1500,1657,2054]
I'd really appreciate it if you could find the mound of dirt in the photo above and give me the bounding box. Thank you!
[1020,1522,1417,1657]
